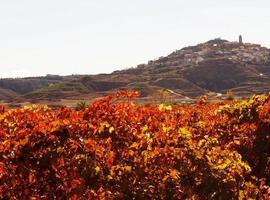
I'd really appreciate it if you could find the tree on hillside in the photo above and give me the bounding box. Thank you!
[226,89,234,100]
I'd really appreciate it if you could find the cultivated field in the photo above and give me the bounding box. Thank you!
[0,91,269,199]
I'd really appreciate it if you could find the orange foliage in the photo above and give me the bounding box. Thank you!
[0,90,269,199]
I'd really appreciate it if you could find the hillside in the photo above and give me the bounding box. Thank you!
[1,38,270,106]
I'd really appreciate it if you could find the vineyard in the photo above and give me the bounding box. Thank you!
[0,91,269,199]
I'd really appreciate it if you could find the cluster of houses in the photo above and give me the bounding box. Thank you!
[147,37,270,68]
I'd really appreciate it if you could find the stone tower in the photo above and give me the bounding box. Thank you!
[239,35,243,44]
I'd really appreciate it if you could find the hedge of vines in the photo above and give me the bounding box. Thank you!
[0,91,269,199]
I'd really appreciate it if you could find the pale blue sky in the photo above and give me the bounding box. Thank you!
[0,0,269,77]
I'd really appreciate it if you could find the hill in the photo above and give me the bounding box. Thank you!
[1,38,270,106]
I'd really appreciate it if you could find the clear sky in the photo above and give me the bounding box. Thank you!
[0,0,270,78]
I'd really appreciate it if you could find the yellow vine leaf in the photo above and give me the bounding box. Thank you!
[141,125,148,133]
[158,104,172,111]
[178,127,192,139]
[95,166,101,174]
[109,126,114,133]
[125,166,132,173]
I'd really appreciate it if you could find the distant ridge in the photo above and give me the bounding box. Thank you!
[1,38,270,106]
